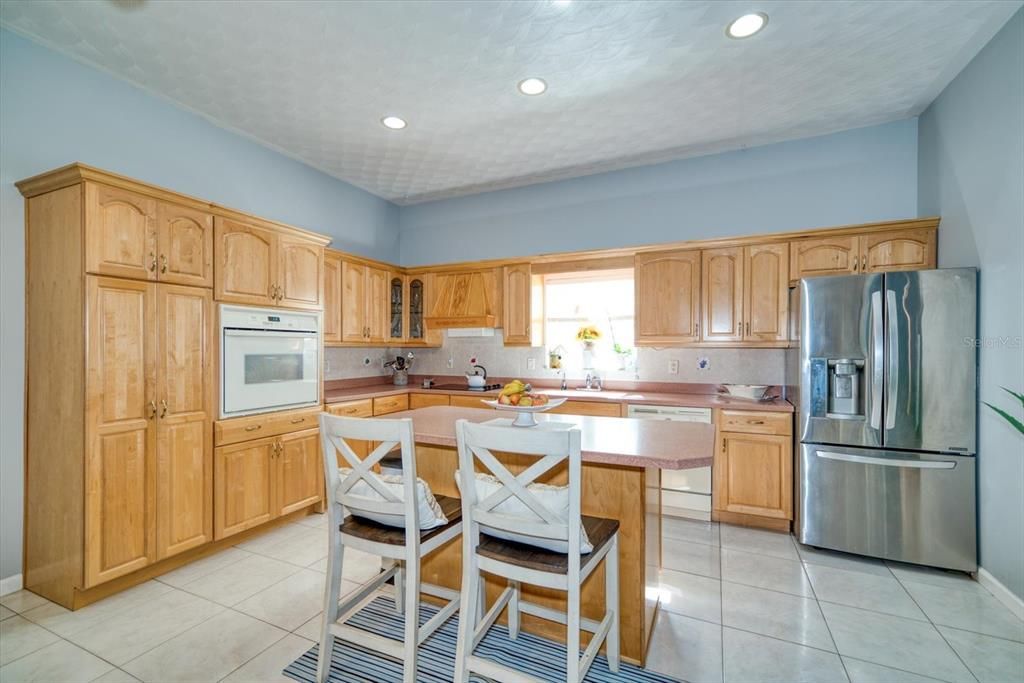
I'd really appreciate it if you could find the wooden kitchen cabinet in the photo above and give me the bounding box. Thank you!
[702,247,744,342]
[713,410,793,529]
[388,273,406,343]
[340,259,388,342]
[635,249,702,345]
[156,201,214,288]
[276,428,324,516]
[503,264,533,346]
[548,400,623,418]
[216,216,325,309]
[323,251,343,343]
[744,243,789,342]
[789,235,860,282]
[84,183,158,281]
[426,269,500,328]
[860,227,936,272]
[410,393,450,409]
[215,437,276,539]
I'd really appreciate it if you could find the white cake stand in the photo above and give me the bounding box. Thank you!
[480,397,567,427]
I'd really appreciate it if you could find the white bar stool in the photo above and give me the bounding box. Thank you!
[317,413,463,683]
[453,419,620,683]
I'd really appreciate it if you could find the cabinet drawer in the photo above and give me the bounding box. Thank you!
[450,395,493,409]
[548,400,623,418]
[215,406,322,447]
[372,394,409,416]
[409,393,450,409]
[326,399,373,418]
[719,410,792,436]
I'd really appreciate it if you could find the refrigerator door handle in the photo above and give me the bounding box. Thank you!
[816,450,956,469]
[885,289,899,430]
[870,290,884,431]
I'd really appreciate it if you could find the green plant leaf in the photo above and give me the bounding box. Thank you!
[983,402,1024,436]
[1001,386,1024,409]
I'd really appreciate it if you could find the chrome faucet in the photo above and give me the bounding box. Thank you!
[585,372,592,390]
[559,369,567,390]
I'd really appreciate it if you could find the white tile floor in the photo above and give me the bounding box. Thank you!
[0,515,1019,683]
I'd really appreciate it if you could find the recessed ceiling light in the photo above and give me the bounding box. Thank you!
[518,77,547,96]
[726,12,768,39]
[380,116,407,130]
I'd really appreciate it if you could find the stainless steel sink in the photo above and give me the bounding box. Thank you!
[574,387,603,392]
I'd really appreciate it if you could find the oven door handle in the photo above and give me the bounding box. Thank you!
[223,329,318,338]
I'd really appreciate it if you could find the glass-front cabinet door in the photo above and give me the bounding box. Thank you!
[408,278,425,343]
[389,275,404,342]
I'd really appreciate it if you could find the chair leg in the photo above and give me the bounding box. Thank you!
[317,527,345,683]
[606,535,620,673]
[453,554,478,683]
[566,581,581,683]
[508,580,520,639]
[393,563,404,615]
[401,553,420,683]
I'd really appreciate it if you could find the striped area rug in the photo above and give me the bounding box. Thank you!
[284,596,680,682]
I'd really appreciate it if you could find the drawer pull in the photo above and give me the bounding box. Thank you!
[290,418,305,424]
[245,425,262,432]
[748,420,765,425]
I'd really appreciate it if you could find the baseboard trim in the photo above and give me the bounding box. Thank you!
[0,573,24,596]
[977,567,1024,620]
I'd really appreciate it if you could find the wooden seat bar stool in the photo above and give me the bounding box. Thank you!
[453,419,621,683]
[317,413,463,683]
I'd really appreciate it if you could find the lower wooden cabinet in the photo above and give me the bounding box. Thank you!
[409,393,450,409]
[713,410,794,529]
[214,420,323,540]
[548,400,623,417]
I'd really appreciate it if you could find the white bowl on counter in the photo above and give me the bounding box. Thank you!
[481,397,567,427]
[720,384,770,401]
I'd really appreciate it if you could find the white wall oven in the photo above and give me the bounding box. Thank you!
[220,305,320,418]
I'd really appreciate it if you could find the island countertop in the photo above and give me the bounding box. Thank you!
[386,405,716,469]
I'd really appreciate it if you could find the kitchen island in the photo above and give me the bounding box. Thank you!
[384,405,716,666]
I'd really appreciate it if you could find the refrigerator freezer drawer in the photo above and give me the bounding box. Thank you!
[798,443,976,572]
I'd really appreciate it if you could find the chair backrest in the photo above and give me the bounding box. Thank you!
[319,412,421,534]
[455,419,584,557]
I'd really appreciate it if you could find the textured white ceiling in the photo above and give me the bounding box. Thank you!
[1,0,1019,204]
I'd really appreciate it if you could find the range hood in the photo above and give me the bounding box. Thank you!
[425,270,499,329]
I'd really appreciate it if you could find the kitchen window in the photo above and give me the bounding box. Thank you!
[542,269,634,371]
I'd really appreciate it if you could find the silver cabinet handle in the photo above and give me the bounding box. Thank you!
[870,290,883,431]
[885,289,899,430]
[816,450,955,469]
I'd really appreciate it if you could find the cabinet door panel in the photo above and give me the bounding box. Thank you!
[157,203,213,287]
[277,429,323,516]
[503,264,533,345]
[702,247,744,341]
[279,237,323,309]
[366,266,389,343]
[717,433,792,519]
[85,277,156,586]
[635,250,701,343]
[789,236,859,281]
[340,261,367,342]
[388,274,405,343]
[85,183,157,281]
[744,244,789,341]
[156,285,213,559]
[215,438,275,539]
[323,253,342,343]
[215,217,277,306]
[861,228,936,272]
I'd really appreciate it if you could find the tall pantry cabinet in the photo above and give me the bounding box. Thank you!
[19,168,215,607]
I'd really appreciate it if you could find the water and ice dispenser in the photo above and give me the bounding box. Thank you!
[809,358,865,419]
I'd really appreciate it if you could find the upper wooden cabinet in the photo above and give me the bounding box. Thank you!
[84,183,158,281]
[744,243,789,342]
[340,259,388,343]
[790,227,936,283]
[702,247,745,342]
[156,202,214,287]
[860,228,936,273]
[388,273,406,343]
[503,264,533,346]
[215,217,324,309]
[366,267,388,342]
[322,252,342,343]
[426,269,500,328]
[635,250,701,345]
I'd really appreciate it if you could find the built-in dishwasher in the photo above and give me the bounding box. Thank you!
[626,404,713,520]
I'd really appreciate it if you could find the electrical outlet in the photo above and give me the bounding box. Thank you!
[446,356,454,369]
[668,359,679,375]
[324,358,331,373]
[527,357,536,370]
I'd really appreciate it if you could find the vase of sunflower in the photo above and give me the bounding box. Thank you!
[576,325,601,369]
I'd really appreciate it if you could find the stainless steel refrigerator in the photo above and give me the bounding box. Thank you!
[796,268,977,572]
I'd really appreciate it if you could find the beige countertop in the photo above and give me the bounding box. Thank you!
[323,383,794,413]
[385,405,717,470]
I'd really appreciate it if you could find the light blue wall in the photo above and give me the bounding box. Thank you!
[918,8,1024,600]
[0,28,400,582]
[398,120,920,266]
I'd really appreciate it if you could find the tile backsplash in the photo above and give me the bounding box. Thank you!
[325,331,786,386]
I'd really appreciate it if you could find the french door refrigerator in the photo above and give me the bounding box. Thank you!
[797,268,977,571]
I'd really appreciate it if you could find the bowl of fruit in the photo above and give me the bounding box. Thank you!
[482,380,567,427]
